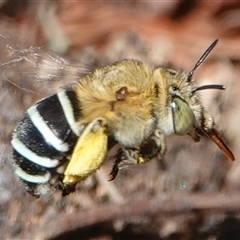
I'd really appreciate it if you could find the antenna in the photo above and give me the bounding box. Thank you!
[187,39,218,82]
[192,84,225,93]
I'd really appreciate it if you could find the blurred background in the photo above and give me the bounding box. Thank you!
[0,1,240,239]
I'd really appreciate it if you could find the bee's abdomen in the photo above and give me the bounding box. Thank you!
[11,90,82,196]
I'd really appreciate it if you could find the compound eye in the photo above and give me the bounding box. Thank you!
[171,97,195,135]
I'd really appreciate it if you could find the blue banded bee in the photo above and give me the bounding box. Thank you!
[11,39,235,197]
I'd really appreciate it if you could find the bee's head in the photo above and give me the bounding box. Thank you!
[169,39,234,161]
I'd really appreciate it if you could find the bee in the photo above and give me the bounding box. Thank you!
[11,39,235,197]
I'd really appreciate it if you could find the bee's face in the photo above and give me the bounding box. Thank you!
[153,68,201,138]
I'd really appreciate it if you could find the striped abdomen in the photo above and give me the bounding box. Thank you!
[11,90,83,197]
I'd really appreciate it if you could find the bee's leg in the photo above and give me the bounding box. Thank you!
[139,129,166,161]
[59,183,77,196]
[109,130,166,180]
[56,174,77,196]
[109,148,127,181]
[109,147,140,181]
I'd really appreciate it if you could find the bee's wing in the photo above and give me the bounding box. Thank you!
[0,35,91,97]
